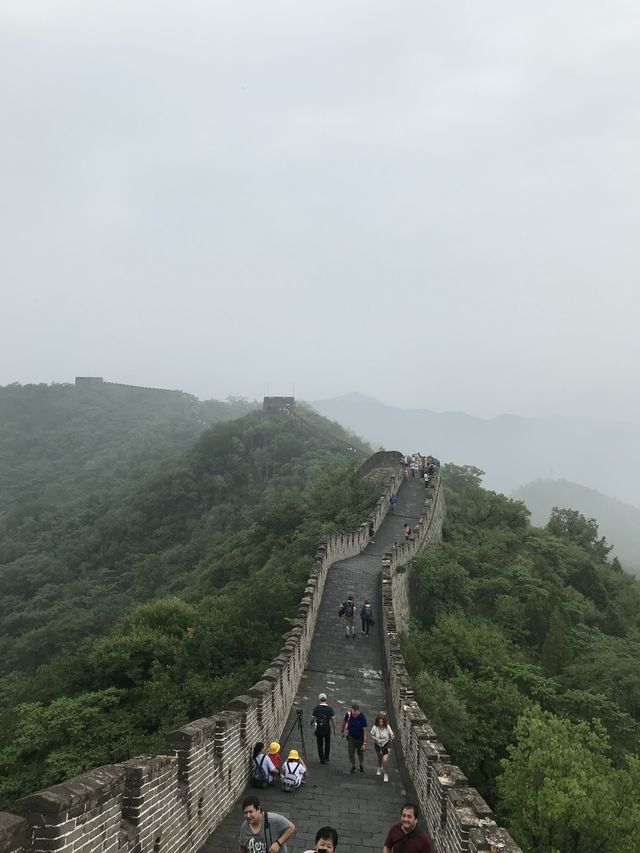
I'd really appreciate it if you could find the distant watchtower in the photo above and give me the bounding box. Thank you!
[75,376,104,386]
[263,396,295,415]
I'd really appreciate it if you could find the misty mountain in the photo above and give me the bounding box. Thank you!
[310,392,640,508]
[512,479,640,575]
[0,382,255,514]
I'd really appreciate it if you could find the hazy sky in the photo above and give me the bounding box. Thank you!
[2,1,639,419]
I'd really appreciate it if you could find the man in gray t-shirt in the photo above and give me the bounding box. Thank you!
[238,795,295,853]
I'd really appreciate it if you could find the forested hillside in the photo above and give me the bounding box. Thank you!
[404,465,640,853]
[0,392,373,808]
[513,478,640,575]
[0,382,256,515]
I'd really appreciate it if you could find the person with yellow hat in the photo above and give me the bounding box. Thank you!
[267,741,281,772]
[280,748,307,791]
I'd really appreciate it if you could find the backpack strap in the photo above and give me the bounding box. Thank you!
[263,811,273,848]
[255,754,269,780]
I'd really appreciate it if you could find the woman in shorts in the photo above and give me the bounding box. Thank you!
[370,714,394,782]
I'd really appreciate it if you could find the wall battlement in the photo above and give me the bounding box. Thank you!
[0,453,404,853]
[75,377,184,395]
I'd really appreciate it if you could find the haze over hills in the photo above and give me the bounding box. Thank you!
[310,392,640,509]
[513,479,640,576]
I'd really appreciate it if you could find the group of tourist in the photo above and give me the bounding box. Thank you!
[403,453,440,485]
[251,741,308,791]
[238,796,432,852]
[251,695,394,786]
[339,594,375,639]
[245,694,433,851]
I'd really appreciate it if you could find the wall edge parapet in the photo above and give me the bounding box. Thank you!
[381,471,524,853]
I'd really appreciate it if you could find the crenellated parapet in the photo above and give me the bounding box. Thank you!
[382,472,446,634]
[0,452,404,853]
[380,470,524,853]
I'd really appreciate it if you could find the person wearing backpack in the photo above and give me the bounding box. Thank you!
[360,599,374,637]
[341,595,356,639]
[280,748,307,791]
[250,742,277,788]
[311,692,336,764]
[341,703,369,773]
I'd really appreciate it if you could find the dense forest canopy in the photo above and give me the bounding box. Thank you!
[0,384,373,808]
[404,464,640,853]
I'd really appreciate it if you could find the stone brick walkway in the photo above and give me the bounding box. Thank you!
[201,476,428,853]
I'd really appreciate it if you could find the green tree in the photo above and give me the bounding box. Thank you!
[497,706,639,853]
[547,508,612,564]
[541,608,571,676]
[441,464,485,493]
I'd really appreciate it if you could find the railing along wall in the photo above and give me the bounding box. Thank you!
[0,453,405,853]
[381,471,524,853]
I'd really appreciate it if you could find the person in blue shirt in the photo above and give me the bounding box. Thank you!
[341,703,369,773]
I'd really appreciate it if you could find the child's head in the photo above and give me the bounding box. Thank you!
[314,826,338,851]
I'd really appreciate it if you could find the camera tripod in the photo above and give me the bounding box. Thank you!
[279,708,307,760]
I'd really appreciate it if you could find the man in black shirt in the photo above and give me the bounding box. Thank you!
[311,692,336,764]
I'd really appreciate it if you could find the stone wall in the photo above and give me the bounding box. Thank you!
[384,473,447,634]
[380,471,524,853]
[0,453,404,853]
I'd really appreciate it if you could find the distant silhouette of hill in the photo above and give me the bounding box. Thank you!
[310,392,640,508]
[512,479,640,575]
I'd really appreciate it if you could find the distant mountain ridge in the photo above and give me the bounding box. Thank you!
[310,392,640,508]
[512,478,640,574]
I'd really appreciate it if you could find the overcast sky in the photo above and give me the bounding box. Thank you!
[2,1,639,420]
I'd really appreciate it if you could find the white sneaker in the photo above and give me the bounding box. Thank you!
[383,773,389,783]
[376,767,382,776]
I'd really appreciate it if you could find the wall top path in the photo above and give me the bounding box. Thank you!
[200,474,428,853]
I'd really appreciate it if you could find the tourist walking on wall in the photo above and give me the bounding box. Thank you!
[238,795,295,853]
[370,713,394,782]
[360,599,374,636]
[341,703,369,773]
[303,826,339,852]
[390,494,398,513]
[382,803,432,853]
[311,692,336,764]
[339,595,356,638]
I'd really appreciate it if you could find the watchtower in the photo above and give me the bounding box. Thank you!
[263,396,295,415]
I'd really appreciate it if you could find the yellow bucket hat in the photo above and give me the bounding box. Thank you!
[268,742,280,755]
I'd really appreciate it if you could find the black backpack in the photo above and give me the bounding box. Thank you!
[344,600,355,617]
[314,706,332,735]
[250,754,271,789]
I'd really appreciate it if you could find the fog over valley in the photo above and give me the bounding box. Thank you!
[2,1,639,428]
